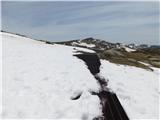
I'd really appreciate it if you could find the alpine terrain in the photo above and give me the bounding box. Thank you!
[1,31,159,119]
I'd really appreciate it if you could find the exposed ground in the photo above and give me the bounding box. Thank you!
[98,48,160,70]
[74,52,129,120]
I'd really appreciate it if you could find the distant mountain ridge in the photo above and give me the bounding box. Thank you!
[53,37,160,69]
[1,30,156,50]
[54,37,151,51]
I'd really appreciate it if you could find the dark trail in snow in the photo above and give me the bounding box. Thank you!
[74,52,129,120]
[74,53,101,75]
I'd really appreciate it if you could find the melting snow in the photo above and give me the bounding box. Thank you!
[123,47,136,52]
[100,60,159,119]
[1,32,159,119]
[72,42,95,48]
[78,42,95,48]
[1,32,101,119]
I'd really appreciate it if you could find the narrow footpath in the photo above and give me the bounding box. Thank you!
[74,52,129,120]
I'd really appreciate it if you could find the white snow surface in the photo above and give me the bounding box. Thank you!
[99,60,159,119]
[123,47,136,52]
[78,42,95,48]
[1,32,159,119]
[1,32,101,119]
[72,42,95,48]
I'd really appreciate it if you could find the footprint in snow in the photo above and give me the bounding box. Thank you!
[70,91,82,100]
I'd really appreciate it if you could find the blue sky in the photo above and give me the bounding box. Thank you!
[2,1,159,45]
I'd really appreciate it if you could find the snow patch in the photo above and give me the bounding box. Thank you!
[123,47,136,52]
[1,32,101,119]
[72,41,95,48]
[78,42,95,48]
[100,60,159,119]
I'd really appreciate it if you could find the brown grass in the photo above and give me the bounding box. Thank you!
[98,49,160,70]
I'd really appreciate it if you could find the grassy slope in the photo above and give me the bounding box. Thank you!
[98,48,160,70]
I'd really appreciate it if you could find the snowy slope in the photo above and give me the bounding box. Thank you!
[100,60,159,119]
[1,32,101,119]
[1,32,159,119]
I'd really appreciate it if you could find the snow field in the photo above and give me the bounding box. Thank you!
[1,32,101,119]
[100,60,159,119]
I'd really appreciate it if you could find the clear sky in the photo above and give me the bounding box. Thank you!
[2,1,159,45]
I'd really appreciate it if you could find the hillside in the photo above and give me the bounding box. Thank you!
[53,37,160,70]
[1,32,159,119]
[1,32,101,119]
